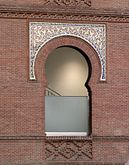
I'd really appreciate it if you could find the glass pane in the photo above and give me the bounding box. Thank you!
[45,96,89,134]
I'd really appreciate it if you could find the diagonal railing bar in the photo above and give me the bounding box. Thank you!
[46,87,61,96]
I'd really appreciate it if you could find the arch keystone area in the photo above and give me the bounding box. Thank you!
[29,22,106,81]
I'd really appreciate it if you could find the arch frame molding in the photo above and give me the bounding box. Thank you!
[29,22,106,81]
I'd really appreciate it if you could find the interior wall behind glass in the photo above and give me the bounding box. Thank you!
[45,47,89,96]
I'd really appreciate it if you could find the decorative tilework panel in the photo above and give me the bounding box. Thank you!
[29,22,106,80]
[45,139,92,161]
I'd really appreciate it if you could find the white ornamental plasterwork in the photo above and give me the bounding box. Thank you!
[29,22,106,81]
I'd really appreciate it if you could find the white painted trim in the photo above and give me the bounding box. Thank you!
[45,132,87,136]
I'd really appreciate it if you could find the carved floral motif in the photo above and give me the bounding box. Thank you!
[29,22,106,80]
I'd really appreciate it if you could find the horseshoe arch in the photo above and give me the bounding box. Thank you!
[29,22,106,81]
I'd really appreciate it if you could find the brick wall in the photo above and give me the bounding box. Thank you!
[0,140,44,164]
[0,2,129,164]
[0,19,45,163]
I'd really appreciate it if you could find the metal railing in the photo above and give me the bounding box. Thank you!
[45,87,61,96]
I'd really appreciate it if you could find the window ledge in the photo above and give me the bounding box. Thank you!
[46,132,87,136]
[45,132,92,140]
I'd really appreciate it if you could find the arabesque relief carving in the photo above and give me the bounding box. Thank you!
[29,22,106,81]
[42,0,91,7]
[45,140,92,161]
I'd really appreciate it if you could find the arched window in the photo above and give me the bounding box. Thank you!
[45,46,91,136]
